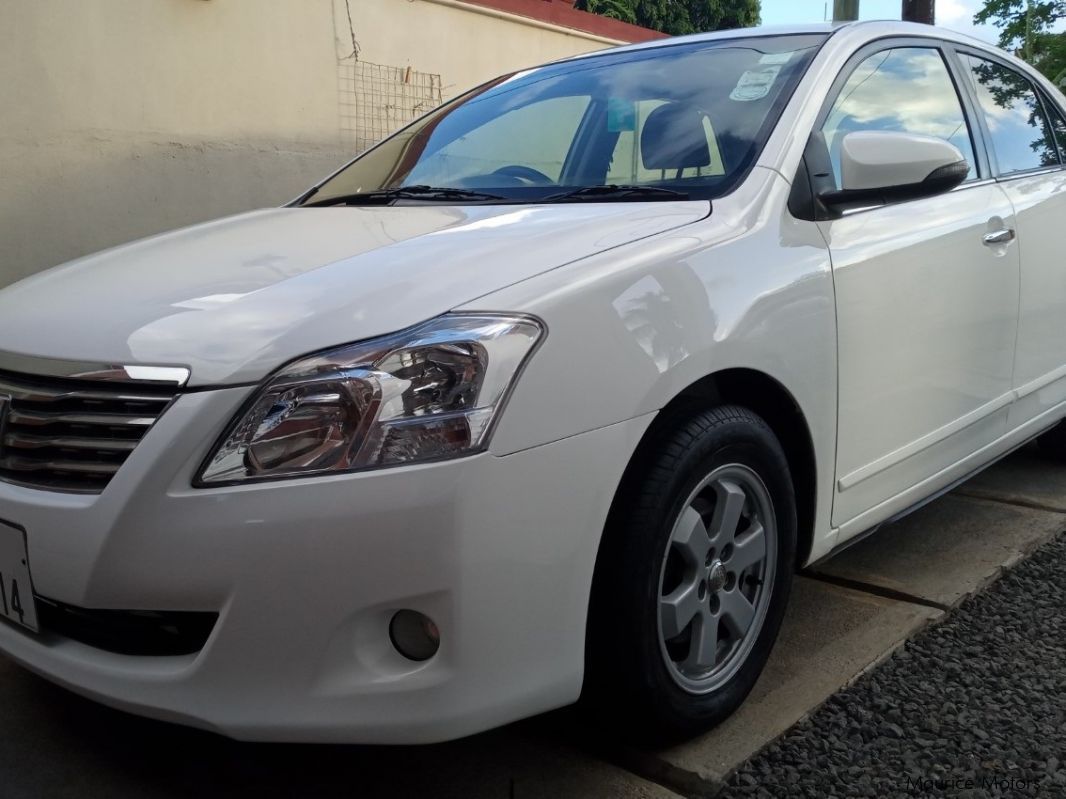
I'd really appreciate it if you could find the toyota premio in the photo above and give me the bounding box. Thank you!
[2,21,1065,743]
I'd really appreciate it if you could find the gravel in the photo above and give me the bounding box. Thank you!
[720,532,1066,798]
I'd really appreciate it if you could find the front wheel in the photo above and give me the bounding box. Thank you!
[585,405,797,741]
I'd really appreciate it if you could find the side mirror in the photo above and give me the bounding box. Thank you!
[819,131,969,211]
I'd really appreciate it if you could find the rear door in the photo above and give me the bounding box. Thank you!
[813,40,1021,528]
[953,48,1066,428]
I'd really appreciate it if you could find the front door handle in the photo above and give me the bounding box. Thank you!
[983,228,1016,246]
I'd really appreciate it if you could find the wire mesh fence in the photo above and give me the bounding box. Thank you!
[338,59,444,153]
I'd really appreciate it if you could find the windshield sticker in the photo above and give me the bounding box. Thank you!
[607,97,636,132]
[730,66,781,102]
[759,52,793,66]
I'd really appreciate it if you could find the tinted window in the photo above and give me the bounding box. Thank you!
[962,54,1059,174]
[304,35,826,205]
[1040,89,1066,163]
[821,47,977,188]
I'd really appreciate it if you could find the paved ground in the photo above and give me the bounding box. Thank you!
[1,444,1064,798]
[721,531,1066,798]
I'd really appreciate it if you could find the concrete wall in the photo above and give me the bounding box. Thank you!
[0,0,622,287]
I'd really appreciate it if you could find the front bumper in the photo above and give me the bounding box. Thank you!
[0,387,652,743]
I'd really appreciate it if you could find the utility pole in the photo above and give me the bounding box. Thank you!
[833,0,859,21]
[1026,0,1034,62]
[902,0,935,24]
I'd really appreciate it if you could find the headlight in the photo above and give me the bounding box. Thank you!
[197,314,544,485]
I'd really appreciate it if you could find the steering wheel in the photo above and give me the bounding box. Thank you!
[491,165,555,186]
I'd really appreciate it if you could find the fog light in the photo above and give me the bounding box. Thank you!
[389,610,440,661]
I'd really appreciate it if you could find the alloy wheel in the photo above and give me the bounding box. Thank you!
[657,463,777,694]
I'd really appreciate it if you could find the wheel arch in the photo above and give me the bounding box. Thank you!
[583,366,819,708]
[606,367,818,570]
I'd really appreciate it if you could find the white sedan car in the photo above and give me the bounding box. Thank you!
[1,20,1065,743]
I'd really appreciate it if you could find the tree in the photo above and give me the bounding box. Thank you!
[576,0,761,36]
[975,1,1066,84]
[580,0,637,24]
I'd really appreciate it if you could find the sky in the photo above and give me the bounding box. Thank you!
[759,0,999,43]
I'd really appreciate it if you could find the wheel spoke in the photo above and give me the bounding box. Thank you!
[655,464,779,692]
[719,588,756,639]
[730,522,766,574]
[660,580,701,640]
[683,610,719,671]
[708,479,746,546]
[671,505,710,566]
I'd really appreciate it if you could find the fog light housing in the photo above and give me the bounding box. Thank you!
[389,610,440,661]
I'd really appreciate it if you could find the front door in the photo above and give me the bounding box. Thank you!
[816,43,1020,528]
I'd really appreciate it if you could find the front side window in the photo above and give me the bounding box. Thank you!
[821,47,977,188]
[961,54,1059,174]
[304,35,826,205]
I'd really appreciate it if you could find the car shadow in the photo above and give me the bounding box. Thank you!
[1,659,627,799]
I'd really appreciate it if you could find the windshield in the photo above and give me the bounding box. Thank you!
[303,34,826,206]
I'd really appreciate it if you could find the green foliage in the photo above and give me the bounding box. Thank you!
[974,1,1065,48]
[581,0,637,24]
[1040,32,1066,84]
[974,0,1066,85]
[576,0,761,36]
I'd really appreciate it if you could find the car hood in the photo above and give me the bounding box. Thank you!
[0,203,708,386]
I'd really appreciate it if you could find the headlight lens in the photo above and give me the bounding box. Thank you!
[197,314,544,484]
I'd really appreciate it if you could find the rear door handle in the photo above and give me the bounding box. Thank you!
[983,228,1016,246]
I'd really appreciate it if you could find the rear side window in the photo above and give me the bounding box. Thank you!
[1039,89,1066,163]
[961,54,1059,174]
[821,47,977,189]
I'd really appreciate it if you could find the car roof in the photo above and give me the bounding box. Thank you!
[535,20,1064,110]
[567,20,1001,60]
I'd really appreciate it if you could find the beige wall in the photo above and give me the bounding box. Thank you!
[0,0,614,287]
[346,0,620,97]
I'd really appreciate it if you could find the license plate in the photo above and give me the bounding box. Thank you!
[0,521,38,632]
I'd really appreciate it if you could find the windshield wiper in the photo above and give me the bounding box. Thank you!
[540,185,690,203]
[303,185,506,206]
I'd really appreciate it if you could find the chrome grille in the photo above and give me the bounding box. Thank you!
[0,369,179,493]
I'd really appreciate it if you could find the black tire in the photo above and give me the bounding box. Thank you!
[584,404,797,742]
[1038,421,1066,462]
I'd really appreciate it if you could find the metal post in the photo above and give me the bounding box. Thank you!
[833,0,859,21]
[1026,0,1034,62]
[901,0,935,25]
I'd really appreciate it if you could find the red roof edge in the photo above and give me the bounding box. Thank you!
[458,0,668,43]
